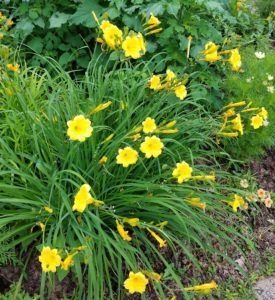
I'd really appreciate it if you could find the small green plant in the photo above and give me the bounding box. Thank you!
[222,43,275,159]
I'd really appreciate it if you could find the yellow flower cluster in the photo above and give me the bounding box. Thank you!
[93,13,147,59]
[38,246,85,273]
[123,270,218,295]
[201,41,242,71]
[116,117,179,167]
[148,69,188,100]
[0,12,14,40]
[217,101,268,139]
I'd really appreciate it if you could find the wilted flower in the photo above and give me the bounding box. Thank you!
[147,228,166,248]
[99,155,108,164]
[116,220,132,241]
[61,252,78,271]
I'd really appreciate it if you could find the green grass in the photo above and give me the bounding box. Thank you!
[0,55,254,299]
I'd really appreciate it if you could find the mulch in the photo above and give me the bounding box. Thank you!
[0,149,274,299]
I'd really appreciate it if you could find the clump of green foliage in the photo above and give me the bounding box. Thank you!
[0,51,253,299]
[1,0,270,71]
[222,42,275,159]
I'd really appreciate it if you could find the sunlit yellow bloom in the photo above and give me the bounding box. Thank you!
[258,107,268,120]
[39,247,61,273]
[172,161,193,183]
[175,85,187,100]
[147,228,166,248]
[140,136,164,158]
[251,115,263,129]
[0,33,4,39]
[116,220,132,241]
[99,155,108,164]
[101,133,114,144]
[165,69,176,82]
[72,184,94,213]
[116,147,138,167]
[228,48,242,71]
[124,272,148,294]
[231,113,243,135]
[143,271,161,282]
[91,101,112,114]
[67,115,93,142]
[148,75,162,90]
[122,32,146,59]
[38,222,46,232]
[165,120,177,128]
[184,280,218,294]
[102,23,123,49]
[129,133,141,141]
[142,117,157,133]
[124,217,140,227]
[61,252,78,271]
[44,206,53,214]
[6,63,20,73]
[201,42,221,62]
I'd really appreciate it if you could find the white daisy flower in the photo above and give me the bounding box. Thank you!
[255,51,265,59]
[267,86,274,93]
